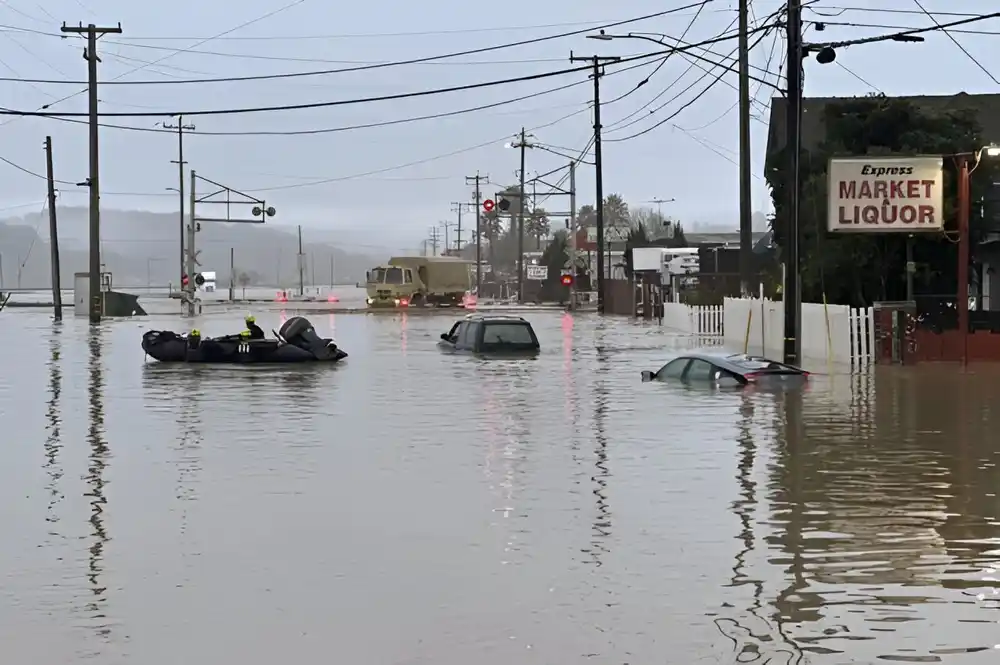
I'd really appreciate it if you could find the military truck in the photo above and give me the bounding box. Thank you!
[365,256,473,308]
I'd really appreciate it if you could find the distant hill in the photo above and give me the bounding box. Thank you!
[0,207,386,289]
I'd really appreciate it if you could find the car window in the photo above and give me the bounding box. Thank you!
[482,322,534,345]
[658,358,689,378]
[684,359,716,381]
[458,322,478,347]
[446,322,461,340]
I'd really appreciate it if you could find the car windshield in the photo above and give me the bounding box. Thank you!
[482,322,535,345]
[368,267,405,284]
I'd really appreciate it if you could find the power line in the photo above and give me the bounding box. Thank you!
[0,3,710,86]
[806,20,1000,36]
[25,55,659,135]
[910,1,998,85]
[0,36,760,118]
[606,26,777,140]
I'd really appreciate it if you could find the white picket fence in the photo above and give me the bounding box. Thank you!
[658,298,875,367]
[721,298,875,367]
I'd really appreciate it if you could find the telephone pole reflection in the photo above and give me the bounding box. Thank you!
[84,326,110,638]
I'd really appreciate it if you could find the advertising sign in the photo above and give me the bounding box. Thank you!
[526,265,547,280]
[827,156,943,232]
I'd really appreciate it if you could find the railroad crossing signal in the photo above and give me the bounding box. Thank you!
[498,197,511,212]
[482,199,495,212]
[194,273,206,286]
[560,273,573,286]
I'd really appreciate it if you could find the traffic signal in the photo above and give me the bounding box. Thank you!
[194,273,206,286]
[498,198,511,212]
[560,274,573,286]
[181,274,190,287]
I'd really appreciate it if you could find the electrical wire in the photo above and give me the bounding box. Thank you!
[606,26,775,140]
[607,0,710,107]
[805,19,1000,37]
[27,54,662,136]
[0,3,712,86]
[808,6,988,19]
[910,1,999,84]
[0,32,770,118]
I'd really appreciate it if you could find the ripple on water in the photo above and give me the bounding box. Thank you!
[0,309,998,663]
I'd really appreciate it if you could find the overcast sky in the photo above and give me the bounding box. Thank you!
[0,0,996,251]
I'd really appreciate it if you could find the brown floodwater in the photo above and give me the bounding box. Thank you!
[0,309,997,664]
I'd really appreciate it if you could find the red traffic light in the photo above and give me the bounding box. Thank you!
[482,199,495,212]
[181,274,190,286]
[560,274,573,286]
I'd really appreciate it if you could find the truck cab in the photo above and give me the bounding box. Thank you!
[365,264,419,306]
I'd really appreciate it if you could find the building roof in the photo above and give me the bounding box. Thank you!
[765,93,1000,163]
[685,231,768,247]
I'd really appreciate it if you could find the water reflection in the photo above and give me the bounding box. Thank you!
[763,369,1000,661]
[43,321,63,526]
[584,322,611,567]
[84,326,110,638]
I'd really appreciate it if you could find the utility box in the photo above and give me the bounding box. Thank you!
[73,272,89,317]
[873,301,917,364]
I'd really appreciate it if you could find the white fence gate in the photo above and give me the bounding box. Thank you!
[722,298,875,367]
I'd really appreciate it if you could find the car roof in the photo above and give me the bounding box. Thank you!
[462,313,529,323]
[672,352,788,372]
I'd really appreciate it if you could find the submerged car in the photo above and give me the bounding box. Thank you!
[439,314,540,354]
[641,352,808,387]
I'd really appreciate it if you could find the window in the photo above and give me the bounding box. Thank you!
[458,322,478,347]
[482,322,535,346]
[445,322,462,341]
[384,267,404,284]
[657,358,689,378]
[368,268,386,283]
[684,359,716,381]
[403,269,413,284]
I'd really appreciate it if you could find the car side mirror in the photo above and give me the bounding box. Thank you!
[441,333,450,341]
[641,370,655,382]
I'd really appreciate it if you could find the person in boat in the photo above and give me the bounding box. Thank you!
[245,315,265,339]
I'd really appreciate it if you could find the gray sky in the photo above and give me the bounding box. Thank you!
[0,0,996,250]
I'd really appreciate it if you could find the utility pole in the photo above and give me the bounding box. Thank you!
[568,160,577,311]
[44,136,62,320]
[450,201,470,253]
[428,227,441,256]
[784,0,803,364]
[439,220,452,256]
[570,52,620,314]
[186,169,196,317]
[465,172,490,293]
[329,254,335,286]
[297,225,304,296]
[229,247,235,301]
[61,21,122,323]
[511,128,534,302]
[738,0,753,297]
[163,115,195,287]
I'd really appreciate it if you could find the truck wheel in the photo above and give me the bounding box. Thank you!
[410,294,424,307]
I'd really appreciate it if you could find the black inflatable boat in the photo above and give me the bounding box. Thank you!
[142,316,348,364]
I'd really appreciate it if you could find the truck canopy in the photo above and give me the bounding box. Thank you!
[388,256,472,293]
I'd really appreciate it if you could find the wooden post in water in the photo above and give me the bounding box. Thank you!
[44,136,63,320]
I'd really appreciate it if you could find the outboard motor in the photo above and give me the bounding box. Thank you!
[278,316,340,359]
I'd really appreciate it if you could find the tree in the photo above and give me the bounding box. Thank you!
[576,204,596,230]
[526,206,550,249]
[766,94,1000,306]
[602,193,630,228]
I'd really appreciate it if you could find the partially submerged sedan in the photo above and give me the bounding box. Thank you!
[439,314,540,354]
[641,352,809,388]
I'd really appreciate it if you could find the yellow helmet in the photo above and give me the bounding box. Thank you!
[245,315,255,324]
[190,328,200,336]
[240,329,251,338]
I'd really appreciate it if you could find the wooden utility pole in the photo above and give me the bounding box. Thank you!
[464,172,489,293]
[44,137,63,319]
[229,247,235,301]
[569,52,620,314]
[61,21,122,323]
[186,169,197,317]
[783,0,803,364]
[428,227,441,255]
[297,225,305,296]
[568,160,577,311]
[450,201,470,253]
[738,0,753,297]
[512,128,531,302]
[163,115,195,287]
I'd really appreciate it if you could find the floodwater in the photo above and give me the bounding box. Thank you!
[1,309,998,664]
